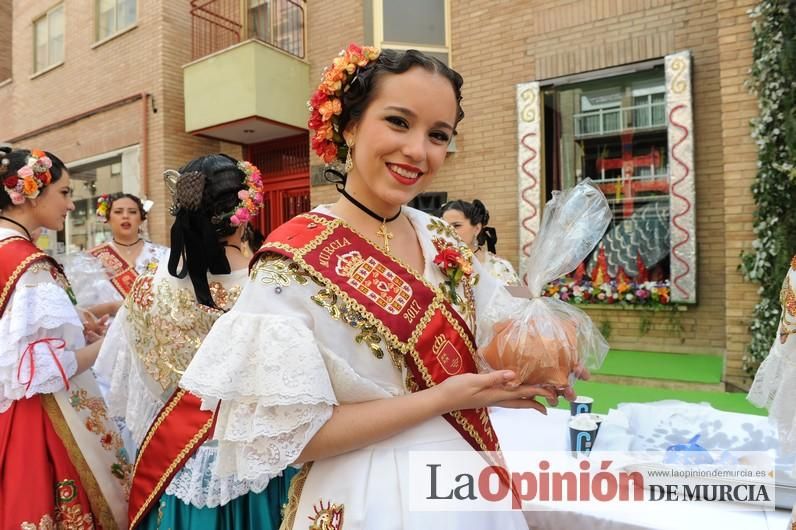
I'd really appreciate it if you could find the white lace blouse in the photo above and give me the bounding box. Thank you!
[748,258,796,455]
[95,257,281,508]
[0,228,82,413]
[62,240,168,307]
[181,206,525,484]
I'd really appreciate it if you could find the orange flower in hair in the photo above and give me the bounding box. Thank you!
[308,43,380,164]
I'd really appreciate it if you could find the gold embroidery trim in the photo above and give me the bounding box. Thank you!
[279,462,313,530]
[265,214,496,451]
[129,389,215,529]
[0,247,50,314]
[780,274,796,344]
[41,394,118,530]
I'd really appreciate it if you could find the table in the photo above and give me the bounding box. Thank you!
[490,406,793,530]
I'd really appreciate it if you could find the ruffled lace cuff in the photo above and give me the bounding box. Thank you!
[164,442,294,508]
[0,281,82,411]
[181,311,337,480]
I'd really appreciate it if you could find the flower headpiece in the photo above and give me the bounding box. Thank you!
[96,194,111,222]
[166,161,264,227]
[2,150,53,205]
[308,43,380,164]
[227,161,264,226]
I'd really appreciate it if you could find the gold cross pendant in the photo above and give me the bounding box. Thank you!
[376,222,394,252]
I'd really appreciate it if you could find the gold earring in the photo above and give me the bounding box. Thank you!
[344,142,354,174]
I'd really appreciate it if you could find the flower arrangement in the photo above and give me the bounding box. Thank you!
[544,275,671,307]
[96,194,111,222]
[308,43,380,164]
[228,161,264,227]
[433,239,473,305]
[2,150,52,205]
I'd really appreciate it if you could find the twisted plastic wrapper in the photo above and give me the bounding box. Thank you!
[479,180,612,390]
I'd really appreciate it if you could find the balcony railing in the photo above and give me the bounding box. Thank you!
[190,0,306,61]
[574,102,666,137]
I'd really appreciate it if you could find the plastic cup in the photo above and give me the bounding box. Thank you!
[569,413,598,454]
[570,395,594,416]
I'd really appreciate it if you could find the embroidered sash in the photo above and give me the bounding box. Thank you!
[256,213,499,454]
[0,236,59,318]
[127,389,215,529]
[89,243,139,297]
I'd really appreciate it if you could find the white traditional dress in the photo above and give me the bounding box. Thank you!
[0,227,130,530]
[480,250,520,285]
[96,258,295,529]
[748,255,796,468]
[64,240,168,309]
[181,206,529,530]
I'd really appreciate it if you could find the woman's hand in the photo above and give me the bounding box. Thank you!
[557,362,591,401]
[79,309,109,343]
[433,370,558,416]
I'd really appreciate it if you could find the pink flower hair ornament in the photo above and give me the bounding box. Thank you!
[2,149,53,205]
[227,161,265,227]
[308,43,380,164]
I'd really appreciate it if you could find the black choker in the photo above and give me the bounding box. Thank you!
[0,216,33,241]
[113,238,142,247]
[338,187,401,251]
[222,243,242,252]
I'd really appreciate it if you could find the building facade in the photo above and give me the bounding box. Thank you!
[0,0,760,387]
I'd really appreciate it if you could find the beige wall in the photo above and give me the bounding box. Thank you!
[0,0,224,244]
[307,0,760,384]
[0,0,11,82]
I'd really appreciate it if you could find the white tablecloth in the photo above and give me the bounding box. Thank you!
[491,406,793,530]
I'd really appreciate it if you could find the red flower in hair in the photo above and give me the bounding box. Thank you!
[3,175,18,189]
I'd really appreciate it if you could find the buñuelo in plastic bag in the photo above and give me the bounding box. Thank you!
[479,180,612,390]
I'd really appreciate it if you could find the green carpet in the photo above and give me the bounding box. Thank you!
[557,380,766,416]
[592,349,723,384]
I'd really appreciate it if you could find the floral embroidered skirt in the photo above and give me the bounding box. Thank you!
[0,395,105,529]
[137,467,298,530]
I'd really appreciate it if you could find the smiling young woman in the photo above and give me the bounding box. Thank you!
[0,146,128,529]
[181,45,584,530]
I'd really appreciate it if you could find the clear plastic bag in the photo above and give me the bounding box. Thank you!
[479,180,612,389]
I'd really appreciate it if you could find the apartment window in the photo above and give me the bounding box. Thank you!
[367,0,450,65]
[247,0,305,58]
[96,0,136,41]
[33,4,64,73]
[544,67,671,288]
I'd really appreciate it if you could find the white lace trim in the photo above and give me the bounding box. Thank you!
[99,309,165,448]
[0,278,81,411]
[163,443,286,508]
[181,311,337,480]
[748,336,796,453]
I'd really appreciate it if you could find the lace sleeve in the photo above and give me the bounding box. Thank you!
[0,270,82,411]
[181,275,337,481]
[748,265,796,453]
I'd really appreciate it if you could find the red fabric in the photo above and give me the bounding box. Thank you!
[0,236,52,318]
[128,390,214,528]
[0,395,101,529]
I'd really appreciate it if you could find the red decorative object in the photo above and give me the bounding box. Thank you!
[594,131,669,217]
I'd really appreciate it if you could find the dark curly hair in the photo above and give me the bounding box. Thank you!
[103,193,147,221]
[0,146,68,209]
[438,199,498,253]
[168,154,249,308]
[325,48,464,186]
